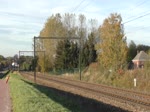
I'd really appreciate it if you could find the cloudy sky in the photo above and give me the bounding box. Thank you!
[0,0,150,57]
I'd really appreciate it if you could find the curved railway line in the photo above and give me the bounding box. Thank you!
[20,72,150,111]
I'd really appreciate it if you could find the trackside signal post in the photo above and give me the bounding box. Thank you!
[33,36,81,83]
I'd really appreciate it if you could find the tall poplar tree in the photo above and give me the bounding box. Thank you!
[96,13,127,71]
[37,13,65,71]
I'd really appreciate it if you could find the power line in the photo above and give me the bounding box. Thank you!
[124,9,150,22]
[133,25,150,30]
[72,0,86,12]
[78,0,97,12]
[133,0,148,9]
[124,0,149,21]
[123,12,150,24]
[129,0,148,11]
[126,26,150,34]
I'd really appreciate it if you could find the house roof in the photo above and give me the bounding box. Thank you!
[132,51,150,61]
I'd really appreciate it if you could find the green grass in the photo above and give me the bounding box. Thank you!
[62,63,150,93]
[84,67,150,93]
[9,73,83,112]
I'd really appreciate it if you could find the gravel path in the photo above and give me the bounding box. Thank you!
[0,79,11,112]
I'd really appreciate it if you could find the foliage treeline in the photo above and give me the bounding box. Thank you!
[34,13,150,74]
[96,13,127,72]
[54,40,79,70]
[36,13,97,72]
[1,13,150,74]
[0,55,13,70]
[19,56,34,71]
[127,40,150,62]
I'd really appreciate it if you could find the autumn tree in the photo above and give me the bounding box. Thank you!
[96,13,127,71]
[63,13,77,37]
[144,50,150,71]
[36,13,98,72]
[37,13,66,72]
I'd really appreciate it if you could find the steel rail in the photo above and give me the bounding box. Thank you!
[20,72,150,111]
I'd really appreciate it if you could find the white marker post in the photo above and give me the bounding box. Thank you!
[134,78,137,87]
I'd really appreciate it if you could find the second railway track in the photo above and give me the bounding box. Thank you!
[20,72,150,112]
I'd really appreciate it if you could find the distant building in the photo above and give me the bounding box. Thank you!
[132,51,150,68]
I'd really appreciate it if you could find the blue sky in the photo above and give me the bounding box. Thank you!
[0,0,150,57]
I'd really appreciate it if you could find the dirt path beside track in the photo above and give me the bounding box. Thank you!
[0,79,11,112]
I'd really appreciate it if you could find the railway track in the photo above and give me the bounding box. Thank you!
[20,72,150,111]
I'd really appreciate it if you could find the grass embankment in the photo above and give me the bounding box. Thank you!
[88,64,150,93]
[62,63,150,93]
[9,73,83,112]
[82,67,150,93]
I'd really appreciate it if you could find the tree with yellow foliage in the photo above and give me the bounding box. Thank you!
[96,13,127,71]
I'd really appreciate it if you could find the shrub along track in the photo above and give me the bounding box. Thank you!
[20,72,150,112]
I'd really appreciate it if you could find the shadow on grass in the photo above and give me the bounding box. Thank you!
[21,79,129,112]
[0,70,10,79]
